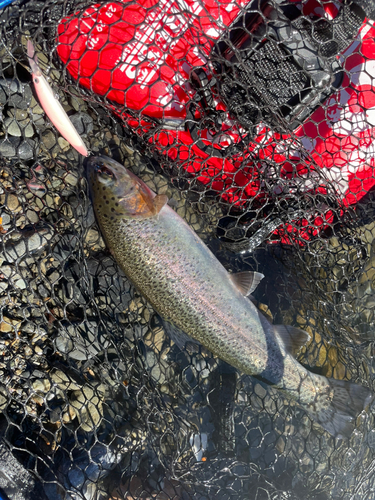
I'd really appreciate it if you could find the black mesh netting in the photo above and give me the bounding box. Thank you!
[1,0,375,498]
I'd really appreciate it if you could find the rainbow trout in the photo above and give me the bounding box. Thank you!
[87,155,373,438]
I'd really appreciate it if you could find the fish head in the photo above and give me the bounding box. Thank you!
[86,155,162,219]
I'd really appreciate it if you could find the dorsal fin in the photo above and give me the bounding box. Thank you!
[153,194,168,214]
[274,325,310,355]
[230,271,264,296]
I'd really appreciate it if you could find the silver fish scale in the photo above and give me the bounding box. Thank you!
[87,155,374,440]
[93,181,325,412]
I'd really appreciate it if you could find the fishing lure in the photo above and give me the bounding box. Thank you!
[27,39,88,157]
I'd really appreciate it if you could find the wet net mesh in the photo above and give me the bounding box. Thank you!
[1,0,375,498]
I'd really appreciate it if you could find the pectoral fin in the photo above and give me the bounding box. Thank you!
[127,193,169,220]
[230,271,264,296]
[153,194,168,214]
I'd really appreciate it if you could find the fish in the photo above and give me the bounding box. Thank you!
[86,155,373,438]
[27,39,88,157]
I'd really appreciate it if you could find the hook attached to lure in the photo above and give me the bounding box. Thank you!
[27,39,88,157]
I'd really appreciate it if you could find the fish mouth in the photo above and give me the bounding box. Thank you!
[84,156,96,178]
[85,155,107,180]
[86,155,118,174]
[85,155,129,194]
[86,155,104,170]
[84,156,105,192]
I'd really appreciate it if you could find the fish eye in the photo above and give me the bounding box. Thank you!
[96,165,115,185]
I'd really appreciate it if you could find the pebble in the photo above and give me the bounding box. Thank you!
[4,117,34,138]
[0,79,32,109]
[61,442,124,500]
[69,112,94,136]
[51,234,77,263]
[18,138,36,160]
[0,266,24,292]
[70,384,106,432]
[29,97,45,127]
[62,405,76,424]
[1,226,54,264]
[54,320,111,361]
[32,379,51,393]
[15,278,27,290]
[30,112,45,128]
[0,317,21,333]
[8,108,28,121]
[0,137,36,160]
[57,137,70,151]
[41,130,57,151]
[63,172,79,187]
[51,369,81,392]
[84,228,103,248]
[26,209,39,224]
[0,138,16,157]
[0,212,11,231]
[83,204,96,229]
[5,193,20,212]
[0,386,7,411]
[60,171,80,196]
[69,91,86,112]
[54,254,132,313]
[254,383,267,398]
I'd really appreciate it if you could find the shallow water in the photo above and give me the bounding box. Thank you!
[0,1,375,499]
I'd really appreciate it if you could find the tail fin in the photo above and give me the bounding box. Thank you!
[312,379,373,438]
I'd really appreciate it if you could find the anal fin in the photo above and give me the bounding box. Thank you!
[274,325,311,355]
[257,313,310,356]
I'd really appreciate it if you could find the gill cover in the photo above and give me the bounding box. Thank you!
[89,156,168,219]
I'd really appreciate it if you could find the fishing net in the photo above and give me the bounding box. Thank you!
[1,0,375,498]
